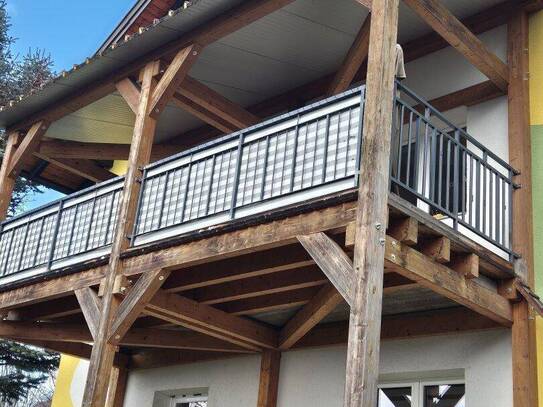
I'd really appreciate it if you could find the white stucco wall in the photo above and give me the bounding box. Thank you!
[123,329,513,407]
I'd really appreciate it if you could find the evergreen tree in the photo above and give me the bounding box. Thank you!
[0,1,60,405]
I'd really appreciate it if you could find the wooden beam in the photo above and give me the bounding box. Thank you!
[171,93,237,134]
[149,44,201,118]
[0,132,18,220]
[146,290,278,350]
[278,284,343,350]
[354,0,373,9]
[115,78,141,114]
[297,233,354,306]
[344,0,398,406]
[109,269,171,343]
[179,76,260,129]
[38,139,180,162]
[420,236,450,263]
[450,253,479,279]
[402,0,509,92]
[385,236,512,325]
[327,14,371,96]
[508,11,538,407]
[388,216,418,245]
[257,350,281,407]
[82,62,159,407]
[35,154,116,183]
[105,367,128,407]
[75,287,102,340]
[8,121,49,177]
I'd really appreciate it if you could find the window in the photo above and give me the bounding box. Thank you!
[174,394,208,407]
[378,381,465,407]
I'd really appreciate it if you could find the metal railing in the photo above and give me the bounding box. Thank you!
[392,81,517,258]
[0,82,518,285]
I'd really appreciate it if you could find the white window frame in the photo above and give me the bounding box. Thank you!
[378,378,465,407]
[172,393,208,407]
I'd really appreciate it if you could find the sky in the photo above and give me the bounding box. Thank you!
[6,0,134,211]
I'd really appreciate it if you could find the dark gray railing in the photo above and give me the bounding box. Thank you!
[392,81,517,258]
[0,86,363,284]
[0,82,518,285]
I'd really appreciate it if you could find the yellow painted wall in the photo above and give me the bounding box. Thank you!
[529,9,543,407]
[51,355,79,407]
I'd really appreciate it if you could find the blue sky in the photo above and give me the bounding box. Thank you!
[6,0,134,211]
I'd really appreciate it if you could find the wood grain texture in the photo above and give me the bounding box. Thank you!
[257,350,281,407]
[8,121,49,177]
[297,233,354,306]
[279,284,343,350]
[109,268,170,343]
[149,44,201,118]
[105,367,128,407]
[75,287,102,340]
[115,78,141,114]
[344,0,398,405]
[402,0,509,91]
[0,132,18,220]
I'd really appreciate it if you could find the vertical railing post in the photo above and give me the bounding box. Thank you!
[229,132,245,219]
[452,130,460,230]
[47,200,64,271]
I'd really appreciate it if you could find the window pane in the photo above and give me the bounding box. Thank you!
[378,387,412,407]
[424,384,465,407]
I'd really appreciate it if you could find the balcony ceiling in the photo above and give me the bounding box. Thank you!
[0,0,506,188]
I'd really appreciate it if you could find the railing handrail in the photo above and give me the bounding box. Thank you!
[395,81,518,176]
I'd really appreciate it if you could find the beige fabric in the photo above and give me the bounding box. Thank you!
[395,43,406,79]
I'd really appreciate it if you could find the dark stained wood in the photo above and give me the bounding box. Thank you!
[149,44,201,118]
[105,367,128,407]
[146,290,278,350]
[257,350,281,407]
[279,284,343,350]
[327,14,371,96]
[0,132,18,220]
[297,233,354,306]
[402,0,509,92]
[344,0,398,405]
[75,287,102,340]
[109,268,171,344]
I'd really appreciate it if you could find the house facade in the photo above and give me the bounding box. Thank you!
[0,1,540,406]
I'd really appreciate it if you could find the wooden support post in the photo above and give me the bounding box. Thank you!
[257,350,281,407]
[508,9,538,407]
[105,367,128,407]
[344,0,398,406]
[0,132,18,220]
[81,62,159,407]
[8,121,49,177]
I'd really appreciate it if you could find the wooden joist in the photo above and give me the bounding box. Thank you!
[109,269,170,344]
[385,236,512,325]
[278,284,343,350]
[179,76,259,129]
[145,290,278,350]
[327,14,371,96]
[149,44,201,118]
[115,78,141,114]
[8,121,49,177]
[297,233,354,306]
[420,236,451,263]
[402,0,509,92]
[34,154,116,183]
[388,217,418,246]
[171,93,237,133]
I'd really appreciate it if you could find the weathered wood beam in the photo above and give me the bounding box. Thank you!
[420,236,450,263]
[388,216,418,245]
[354,0,373,9]
[105,367,128,407]
[385,236,512,325]
[35,154,116,183]
[171,93,237,134]
[122,201,356,276]
[257,350,281,407]
[149,44,201,118]
[0,132,18,220]
[109,269,171,344]
[508,10,539,407]
[75,287,102,340]
[344,0,399,405]
[8,121,49,177]
[327,14,371,96]
[115,78,141,114]
[450,253,479,279]
[128,348,237,370]
[297,233,354,306]
[82,62,159,407]
[179,76,260,129]
[402,0,509,92]
[146,290,278,350]
[278,284,343,350]
[38,139,180,162]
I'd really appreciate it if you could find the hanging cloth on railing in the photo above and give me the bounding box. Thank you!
[390,44,406,195]
[395,44,406,80]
